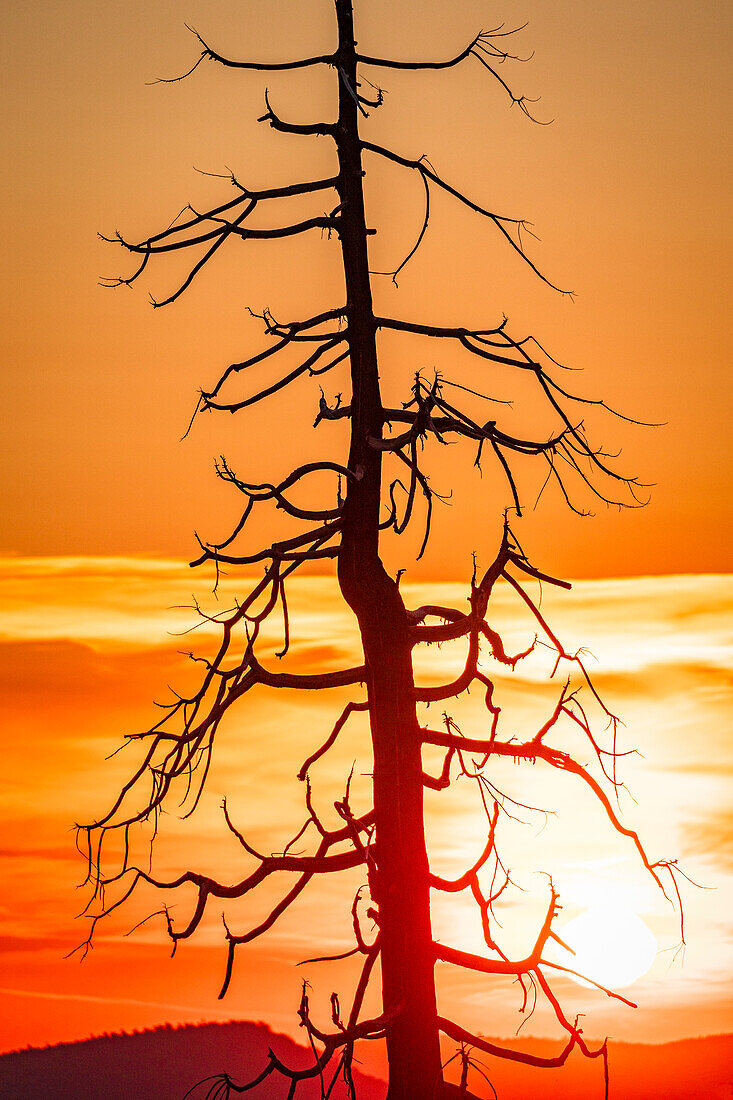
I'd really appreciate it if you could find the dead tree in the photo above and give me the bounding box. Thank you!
[78,4,685,1098]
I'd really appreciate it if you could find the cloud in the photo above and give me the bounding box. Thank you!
[682,811,733,870]
[3,560,731,680]
[588,662,733,697]
[259,643,361,675]
[664,762,733,777]
[0,936,72,955]
[0,846,77,863]
[0,639,184,718]
[0,985,234,1017]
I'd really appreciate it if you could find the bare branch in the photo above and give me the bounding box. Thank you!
[364,145,569,293]
[439,1017,608,1073]
[206,308,346,399]
[200,341,350,415]
[152,25,336,84]
[298,700,369,780]
[370,170,430,284]
[259,87,337,137]
[356,26,546,124]
[434,881,560,975]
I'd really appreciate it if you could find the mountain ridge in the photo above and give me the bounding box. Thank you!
[1,1019,731,1099]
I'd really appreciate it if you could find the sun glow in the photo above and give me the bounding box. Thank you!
[551,905,658,990]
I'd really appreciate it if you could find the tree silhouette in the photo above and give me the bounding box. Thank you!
[77,3,685,1097]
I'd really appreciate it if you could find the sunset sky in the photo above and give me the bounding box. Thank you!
[1,0,732,1067]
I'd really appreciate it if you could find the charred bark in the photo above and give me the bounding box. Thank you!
[334,3,443,1096]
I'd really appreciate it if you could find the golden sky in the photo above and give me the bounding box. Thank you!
[1,0,732,1062]
[1,559,732,1053]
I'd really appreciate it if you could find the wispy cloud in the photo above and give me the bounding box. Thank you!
[0,936,75,954]
[0,986,235,1018]
[683,811,733,870]
[2,560,731,672]
[0,846,77,863]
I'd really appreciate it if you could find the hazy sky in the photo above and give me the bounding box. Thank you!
[1,0,731,576]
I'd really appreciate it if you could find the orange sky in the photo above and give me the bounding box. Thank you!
[1,0,732,1064]
[1,0,731,575]
[1,559,732,1054]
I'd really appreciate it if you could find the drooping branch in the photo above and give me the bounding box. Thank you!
[218,825,367,999]
[205,308,346,401]
[75,560,368,898]
[200,339,350,415]
[422,727,670,898]
[370,170,430,285]
[357,29,494,71]
[317,343,644,526]
[435,880,560,976]
[101,176,341,306]
[76,761,376,997]
[298,699,369,780]
[363,145,566,291]
[439,1016,608,1075]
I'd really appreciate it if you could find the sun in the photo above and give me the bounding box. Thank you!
[551,905,658,990]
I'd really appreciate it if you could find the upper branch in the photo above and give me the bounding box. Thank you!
[356,25,545,120]
[152,25,337,84]
[258,88,337,137]
[356,30,485,71]
[363,144,567,292]
[101,176,341,308]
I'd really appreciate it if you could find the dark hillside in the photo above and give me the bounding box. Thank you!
[0,1020,385,1100]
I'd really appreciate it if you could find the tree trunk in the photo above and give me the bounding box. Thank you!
[333,2,444,1097]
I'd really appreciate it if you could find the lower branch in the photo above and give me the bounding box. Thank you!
[439,1017,607,1072]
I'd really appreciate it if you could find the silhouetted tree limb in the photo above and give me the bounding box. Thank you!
[298,699,369,780]
[438,1016,608,1074]
[153,24,338,85]
[363,146,566,291]
[356,24,548,121]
